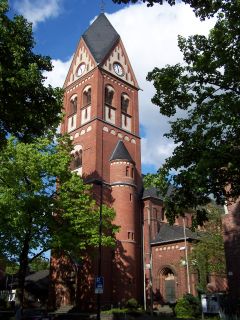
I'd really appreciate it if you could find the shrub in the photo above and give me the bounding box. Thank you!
[125,298,138,309]
[102,308,128,314]
[175,294,201,318]
[175,297,192,318]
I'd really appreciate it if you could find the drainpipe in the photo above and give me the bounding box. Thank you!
[183,217,191,294]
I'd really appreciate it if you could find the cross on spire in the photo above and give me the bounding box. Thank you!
[100,0,105,13]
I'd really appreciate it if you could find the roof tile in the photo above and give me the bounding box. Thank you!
[152,223,199,244]
[109,140,134,163]
[82,13,120,64]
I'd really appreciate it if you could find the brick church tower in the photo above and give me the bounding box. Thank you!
[53,13,143,308]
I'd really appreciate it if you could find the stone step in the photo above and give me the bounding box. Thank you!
[158,304,174,315]
[55,304,74,314]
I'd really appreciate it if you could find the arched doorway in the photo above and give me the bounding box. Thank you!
[160,267,176,303]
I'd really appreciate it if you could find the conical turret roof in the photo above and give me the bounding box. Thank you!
[109,140,134,163]
[82,13,120,64]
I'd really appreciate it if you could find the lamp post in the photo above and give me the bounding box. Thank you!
[86,178,103,320]
[96,179,103,320]
[148,209,154,318]
[182,217,191,294]
[143,207,161,317]
[67,253,81,307]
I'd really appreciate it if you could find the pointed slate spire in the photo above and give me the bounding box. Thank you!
[82,13,120,64]
[110,140,134,163]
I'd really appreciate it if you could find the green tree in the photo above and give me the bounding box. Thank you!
[140,1,240,223]
[190,204,226,291]
[112,0,233,19]
[29,257,49,272]
[174,293,201,318]
[5,262,19,276]
[0,133,117,306]
[0,0,62,147]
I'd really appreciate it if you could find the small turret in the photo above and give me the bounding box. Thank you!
[109,140,140,303]
[110,140,136,186]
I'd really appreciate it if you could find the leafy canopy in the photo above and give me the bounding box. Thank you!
[0,0,63,147]
[29,257,49,272]
[144,0,240,222]
[174,293,201,319]
[112,0,233,19]
[189,204,226,291]
[0,132,117,272]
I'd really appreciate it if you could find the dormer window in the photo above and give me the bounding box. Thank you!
[83,85,91,107]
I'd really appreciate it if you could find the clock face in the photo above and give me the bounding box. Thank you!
[76,63,86,77]
[113,63,124,76]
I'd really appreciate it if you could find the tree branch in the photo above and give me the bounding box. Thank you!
[28,247,50,263]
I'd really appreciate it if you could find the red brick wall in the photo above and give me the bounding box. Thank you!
[151,241,197,303]
[223,201,240,301]
[110,158,142,304]
[54,52,143,308]
[142,198,198,306]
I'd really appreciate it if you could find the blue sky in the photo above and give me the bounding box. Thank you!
[9,1,126,61]
[9,0,215,174]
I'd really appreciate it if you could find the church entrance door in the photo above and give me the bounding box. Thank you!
[161,268,176,303]
[165,278,176,303]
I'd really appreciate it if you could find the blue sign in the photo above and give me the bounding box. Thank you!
[95,276,104,294]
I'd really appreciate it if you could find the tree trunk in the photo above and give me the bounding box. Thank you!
[18,233,31,307]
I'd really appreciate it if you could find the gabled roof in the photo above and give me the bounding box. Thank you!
[25,270,49,294]
[142,185,175,200]
[25,270,49,282]
[82,13,120,64]
[151,223,199,245]
[109,140,134,163]
[142,187,163,201]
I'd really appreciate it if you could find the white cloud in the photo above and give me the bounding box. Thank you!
[105,3,215,172]
[43,57,72,88]
[13,0,62,28]
[44,3,215,172]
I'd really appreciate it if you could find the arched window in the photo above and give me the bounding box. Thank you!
[70,145,83,171]
[74,150,82,168]
[126,166,129,176]
[161,208,165,221]
[105,85,114,106]
[131,167,134,178]
[83,86,91,106]
[160,268,176,303]
[153,208,157,220]
[70,150,82,170]
[121,93,131,131]
[108,107,112,119]
[104,85,116,124]
[121,93,129,114]
[70,95,77,114]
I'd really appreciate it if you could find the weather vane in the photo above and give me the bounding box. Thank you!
[100,0,105,13]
